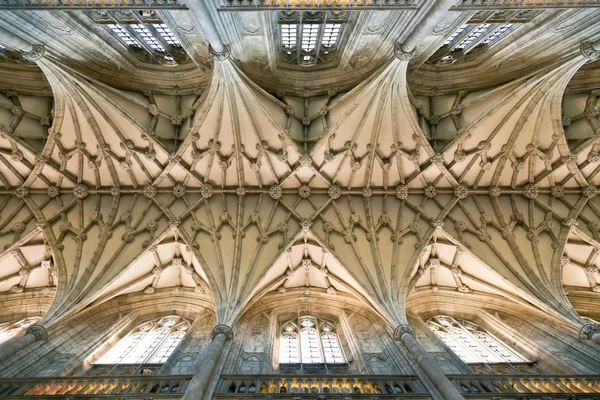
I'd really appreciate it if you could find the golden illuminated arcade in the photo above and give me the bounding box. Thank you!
[0,1,600,399]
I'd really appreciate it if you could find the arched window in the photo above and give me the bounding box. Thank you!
[279,316,345,364]
[95,316,189,365]
[0,317,41,345]
[427,316,526,364]
[278,11,347,66]
[89,10,189,65]
[428,10,542,66]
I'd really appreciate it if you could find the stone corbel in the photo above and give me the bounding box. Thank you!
[394,43,414,61]
[211,324,234,341]
[26,324,48,341]
[579,322,600,341]
[22,44,45,61]
[393,324,415,341]
[581,41,600,60]
[210,44,231,61]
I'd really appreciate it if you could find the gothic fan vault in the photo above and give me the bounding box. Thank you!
[0,1,600,399]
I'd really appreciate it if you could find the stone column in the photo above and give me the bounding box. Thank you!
[0,325,48,363]
[183,0,228,57]
[394,325,464,400]
[394,0,460,59]
[182,324,233,400]
[579,323,600,345]
[0,26,44,61]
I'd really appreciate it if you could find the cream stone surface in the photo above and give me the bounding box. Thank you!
[0,1,600,399]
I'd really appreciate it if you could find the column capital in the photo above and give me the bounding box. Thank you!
[394,43,414,61]
[580,41,600,60]
[26,324,48,341]
[211,324,234,341]
[393,324,415,340]
[210,44,231,62]
[22,44,45,61]
[579,322,600,341]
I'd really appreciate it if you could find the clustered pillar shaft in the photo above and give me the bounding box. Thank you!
[183,0,227,55]
[394,325,464,400]
[0,325,48,363]
[183,325,233,400]
[398,0,460,54]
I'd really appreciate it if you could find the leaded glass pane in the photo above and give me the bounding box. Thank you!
[321,332,344,363]
[149,330,186,363]
[300,327,322,363]
[427,316,526,364]
[0,318,40,345]
[96,330,147,364]
[280,332,299,363]
[107,24,139,46]
[94,316,189,365]
[132,24,165,51]
[278,11,346,65]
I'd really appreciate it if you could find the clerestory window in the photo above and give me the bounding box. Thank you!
[429,10,542,66]
[90,10,188,65]
[279,316,345,364]
[95,316,189,365]
[427,316,527,364]
[0,317,41,345]
[279,11,347,66]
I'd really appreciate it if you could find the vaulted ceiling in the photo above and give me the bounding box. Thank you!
[0,0,599,330]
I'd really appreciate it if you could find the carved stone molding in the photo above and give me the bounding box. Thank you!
[579,323,600,341]
[22,44,45,61]
[26,324,48,341]
[393,324,415,340]
[580,41,600,60]
[211,324,234,341]
[394,43,414,61]
[210,44,231,61]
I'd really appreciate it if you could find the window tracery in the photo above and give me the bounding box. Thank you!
[95,316,189,365]
[279,316,345,365]
[427,316,526,364]
[279,11,347,66]
[89,10,188,65]
[0,317,41,345]
[429,10,542,65]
